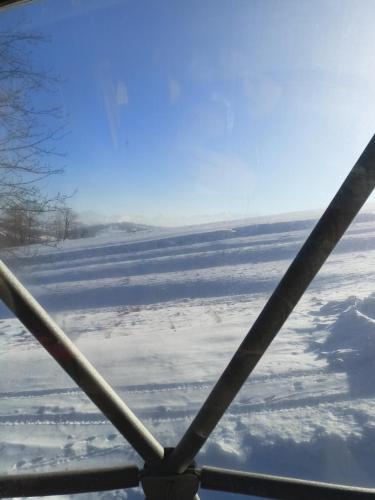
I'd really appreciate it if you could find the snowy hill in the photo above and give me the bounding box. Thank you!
[1,211,375,499]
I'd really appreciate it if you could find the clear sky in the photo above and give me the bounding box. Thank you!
[2,0,375,226]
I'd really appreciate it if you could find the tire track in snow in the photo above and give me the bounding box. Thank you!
[14,444,126,472]
[0,387,356,427]
[0,368,327,401]
[142,391,353,423]
[0,413,107,425]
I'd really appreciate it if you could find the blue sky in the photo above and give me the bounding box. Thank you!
[2,0,375,225]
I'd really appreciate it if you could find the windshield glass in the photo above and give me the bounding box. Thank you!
[1,1,375,499]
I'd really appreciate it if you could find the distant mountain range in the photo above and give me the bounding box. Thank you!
[71,220,155,239]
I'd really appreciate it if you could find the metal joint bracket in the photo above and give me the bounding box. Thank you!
[141,448,199,500]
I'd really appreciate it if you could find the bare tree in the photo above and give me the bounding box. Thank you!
[0,199,42,246]
[49,205,79,241]
[0,26,67,247]
[61,206,78,240]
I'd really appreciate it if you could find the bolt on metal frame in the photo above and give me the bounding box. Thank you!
[1,2,375,498]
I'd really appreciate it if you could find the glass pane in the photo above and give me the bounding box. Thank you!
[1,1,375,499]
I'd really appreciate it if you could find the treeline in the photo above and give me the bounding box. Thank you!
[0,200,153,249]
[0,201,83,249]
[0,26,150,250]
[0,28,75,251]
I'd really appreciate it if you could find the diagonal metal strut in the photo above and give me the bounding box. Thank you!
[0,260,164,465]
[167,134,375,473]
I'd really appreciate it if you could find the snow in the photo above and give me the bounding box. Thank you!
[1,212,375,499]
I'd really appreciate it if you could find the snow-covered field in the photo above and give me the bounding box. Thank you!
[1,211,375,499]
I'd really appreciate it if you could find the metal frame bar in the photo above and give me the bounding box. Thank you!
[0,466,139,497]
[200,466,375,499]
[0,260,164,465]
[167,134,375,473]
[0,133,374,497]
